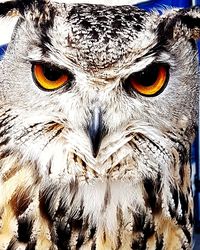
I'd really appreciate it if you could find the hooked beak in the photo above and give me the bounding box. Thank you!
[88,108,104,158]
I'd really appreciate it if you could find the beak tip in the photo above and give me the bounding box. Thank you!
[92,146,100,158]
[92,152,98,158]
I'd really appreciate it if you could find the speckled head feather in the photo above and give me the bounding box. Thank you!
[0,1,199,249]
[0,0,49,16]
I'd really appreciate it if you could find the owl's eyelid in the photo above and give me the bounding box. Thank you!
[30,61,75,80]
[122,55,169,80]
[30,60,66,71]
[125,62,170,80]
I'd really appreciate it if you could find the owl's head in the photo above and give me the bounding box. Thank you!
[0,0,199,182]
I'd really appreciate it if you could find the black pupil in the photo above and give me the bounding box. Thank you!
[133,64,159,86]
[42,65,63,81]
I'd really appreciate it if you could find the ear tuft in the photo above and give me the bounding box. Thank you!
[0,1,18,17]
[0,0,49,17]
[160,6,200,41]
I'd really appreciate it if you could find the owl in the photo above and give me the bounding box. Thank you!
[0,0,199,249]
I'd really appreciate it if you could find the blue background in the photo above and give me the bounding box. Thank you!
[0,44,7,60]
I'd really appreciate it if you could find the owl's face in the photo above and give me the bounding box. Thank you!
[0,2,199,183]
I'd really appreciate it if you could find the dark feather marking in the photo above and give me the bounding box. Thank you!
[143,220,155,239]
[0,137,10,147]
[25,241,37,250]
[75,216,88,250]
[139,134,160,151]
[189,210,193,225]
[128,140,142,153]
[0,149,12,159]
[10,189,32,217]
[0,108,11,114]
[182,227,191,243]
[179,192,188,215]
[0,114,10,126]
[89,228,98,250]
[13,123,40,141]
[69,178,79,206]
[73,153,78,162]
[131,229,154,250]
[69,177,79,193]
[75,216,87,249]
[17,217,33,243]
[177,214,186,226]
[16,127,44,141]
[81,159,87,169]
[42,127,64,151]
[132,216,155,249]
[143,176,162,213]
[56,203,84,248]
[176,192,189,225]
[45,122,63,132]
[178,145,188,165]
[171,187,179,210]
[47,158,53,175]
[131,240,141,249]
[166,135,190,184]
[89,226,96,240]
[0,126,13,138]
[56,218,83,248]
[156,21,171,50]
[116,206,123,249]
[169,205,176,219]
[133,211,146,232]
[76,234,85,249]
[80,19,91,29]
[0,0,48,16]
[181,244,187,250]
[29,122,43,129]
[55,184,80,220]
[101,183,111,213]
[155,234,164,250]
[46,127,64,144]
[169,187,179,218]
[179,165,187,185]
[91,241,96,250]
[67,6,77,20]
[0,115,17,128]
[56,219,72,249]
[103,231,106,243]
[6,238,17,250]
[71,218,83,231]
[37,5,56,54]
[143,41,168,60]
[39,188,58,222]
[55,197,69,218]
[167,135,188,165]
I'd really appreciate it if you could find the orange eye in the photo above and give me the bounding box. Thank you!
[126,64,169,96]
[32,64,71,91]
